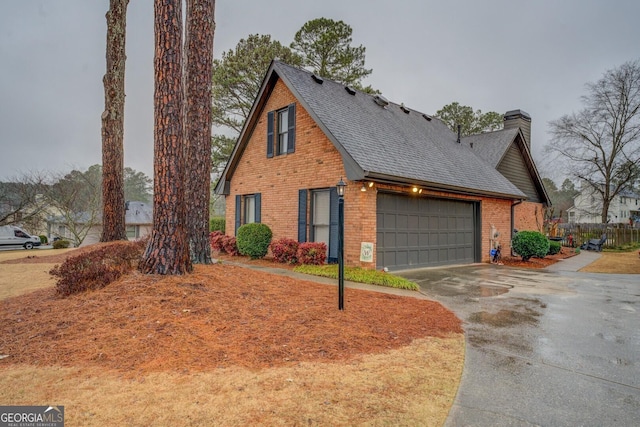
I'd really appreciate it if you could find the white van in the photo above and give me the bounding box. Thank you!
[0,225,42,250]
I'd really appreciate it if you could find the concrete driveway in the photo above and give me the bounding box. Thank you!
[398,252,640,426]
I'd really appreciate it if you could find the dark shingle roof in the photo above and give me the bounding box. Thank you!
[462,128,519,167]
[125,201,152,225]
[273,61,526,199]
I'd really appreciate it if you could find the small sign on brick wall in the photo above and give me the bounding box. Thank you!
[360,242,374,262]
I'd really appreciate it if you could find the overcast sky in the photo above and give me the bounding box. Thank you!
[1,0,638,183]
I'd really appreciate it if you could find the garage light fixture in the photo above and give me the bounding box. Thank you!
[412,186,423,194]
[361,183,367,192]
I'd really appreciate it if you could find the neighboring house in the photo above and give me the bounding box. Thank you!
[48,201,152,246]
[215,61,550,271]
[567,187,640,224]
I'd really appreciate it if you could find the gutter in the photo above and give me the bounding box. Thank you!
[511,199,525,256]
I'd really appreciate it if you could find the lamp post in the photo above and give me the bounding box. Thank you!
[336,178,346,310]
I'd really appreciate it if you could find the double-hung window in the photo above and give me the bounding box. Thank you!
[277,108,289,155]
[267,104,296,157]
[244,195,256,224]
[126,225,140,239]
[234,193,261,235]
[298,188,339,263]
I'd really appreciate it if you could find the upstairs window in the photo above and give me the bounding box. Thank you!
[277,108,289,155]
[267,104,296,157]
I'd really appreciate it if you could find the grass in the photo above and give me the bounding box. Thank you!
[0,249,77,299]
[0,337,464,426]
[579,249,640,274]
[605,241,640,252]
[294,264,419,290]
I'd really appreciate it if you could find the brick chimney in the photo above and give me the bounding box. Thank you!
[503,110,531,149]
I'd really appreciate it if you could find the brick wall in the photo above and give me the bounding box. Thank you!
[226,79,349,243]
[514,201,544,233]
[226,78,545,268]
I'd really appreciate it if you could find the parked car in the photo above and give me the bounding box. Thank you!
[0,225,42,250]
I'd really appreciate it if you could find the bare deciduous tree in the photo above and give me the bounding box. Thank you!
[101,0,129,242]
[45,167,102,247]
[0,173,47,229]
[547,59,640,223]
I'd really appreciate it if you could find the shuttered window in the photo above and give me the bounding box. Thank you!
[235,193,262,235]
[267,104,296,157]
[298,189,308,242]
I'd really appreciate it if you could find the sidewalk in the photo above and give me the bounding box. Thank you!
[544,250,602,272]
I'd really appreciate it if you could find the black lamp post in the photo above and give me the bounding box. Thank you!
[336,178,346,310]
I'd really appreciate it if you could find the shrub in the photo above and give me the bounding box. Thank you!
[50,240,145,297]
[209,231,226,252]
[210,217,226,233]
[52,239,70,249]
[222,236,239,256]
[236,223,273,259]
[209,231,239,256]
[297,242,327,265]
[512,231,550,261]
[547,240,562,255]
[39,235,48,244]
[270,238,299,264]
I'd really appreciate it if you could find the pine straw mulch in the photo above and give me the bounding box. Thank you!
[498,247,578,269]
[0,263,462,376]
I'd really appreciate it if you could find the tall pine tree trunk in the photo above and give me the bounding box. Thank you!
[100,0,129,242]
[139,0,192,275]
[184,0,216,264]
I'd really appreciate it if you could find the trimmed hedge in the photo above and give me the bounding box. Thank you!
[52,240,70,249]
[236,223,273,259]
[209,217,226,233]
[547,240,562,255]
[512,231,550,261]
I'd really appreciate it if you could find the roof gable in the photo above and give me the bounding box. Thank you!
[463,130,550,205]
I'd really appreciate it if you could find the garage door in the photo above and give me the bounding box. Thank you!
[376,193,477,270]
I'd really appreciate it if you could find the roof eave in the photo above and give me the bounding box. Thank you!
[364,171,528,201]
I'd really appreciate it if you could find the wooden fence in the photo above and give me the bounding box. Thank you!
[554,223,640,249]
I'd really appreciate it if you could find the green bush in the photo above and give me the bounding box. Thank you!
[512,231,550,261]
[547,240,562,255]
[236,223,273,259]
[209,217,226,233]
[39,235,48,244]
[52,239,70,249]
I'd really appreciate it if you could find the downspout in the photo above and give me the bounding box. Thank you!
[511,199,524,256]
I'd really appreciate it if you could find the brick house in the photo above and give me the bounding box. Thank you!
[215,61,549,271]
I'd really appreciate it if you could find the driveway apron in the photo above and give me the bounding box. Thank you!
[398,252,640,427]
